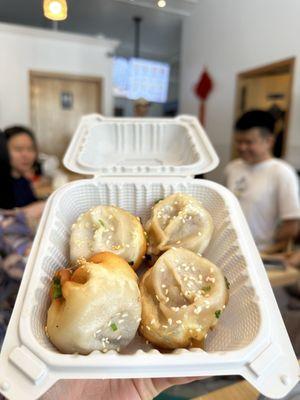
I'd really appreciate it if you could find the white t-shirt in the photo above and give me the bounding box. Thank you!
[224,158,300,250]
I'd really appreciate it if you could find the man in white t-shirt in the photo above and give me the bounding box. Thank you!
[224,110,300,253]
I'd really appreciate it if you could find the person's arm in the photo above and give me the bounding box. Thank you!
[275,220,299,243]
[275,165,300,249]
[42,377,201,400]
[285,250,300,269]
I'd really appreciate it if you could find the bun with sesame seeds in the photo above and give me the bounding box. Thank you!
[139,248,229,349]
[70,205,147,270]
[46,252,141,355]
[145,193,213,257]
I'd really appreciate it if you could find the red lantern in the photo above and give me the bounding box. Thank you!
[194,69,213,126]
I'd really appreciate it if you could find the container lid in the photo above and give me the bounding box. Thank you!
[63,114,219,177]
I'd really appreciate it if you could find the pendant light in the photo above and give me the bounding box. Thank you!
[44,0,68,21]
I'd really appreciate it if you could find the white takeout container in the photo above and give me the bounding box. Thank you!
[0,115,299,400]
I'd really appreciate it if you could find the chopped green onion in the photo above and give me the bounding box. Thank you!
[110,323,118,332]
[202,286,211,292]
[99,219,105,228]
[225,276,230,289]
[215,310,221,319]
[53,276,62,299]
[128,261,134,266]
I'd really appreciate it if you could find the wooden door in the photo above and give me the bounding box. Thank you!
[30,71,102,158]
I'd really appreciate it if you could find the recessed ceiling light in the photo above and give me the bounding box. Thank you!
[157,0,166,8]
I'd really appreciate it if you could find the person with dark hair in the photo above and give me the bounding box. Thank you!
[0,126,45,348]
[224,110,300,253]
[1,126,38,207]
[0,126,45,221]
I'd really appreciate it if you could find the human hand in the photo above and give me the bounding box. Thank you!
[42,377,201,400]
[284,251,300,269]
[22,201,45,221]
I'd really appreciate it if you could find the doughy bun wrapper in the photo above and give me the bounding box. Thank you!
[139,248,228,349]
[146,193,213,256]
[47,252,141,355]
[70,205,147,270]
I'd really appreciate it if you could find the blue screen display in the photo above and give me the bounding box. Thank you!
[113,57,170,103]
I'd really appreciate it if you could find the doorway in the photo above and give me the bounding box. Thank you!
[233,57,295,158]
[30,71,102,158]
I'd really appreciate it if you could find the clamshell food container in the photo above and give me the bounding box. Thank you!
[0,115,298,400]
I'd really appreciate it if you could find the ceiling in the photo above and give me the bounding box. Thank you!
[0,0,198,61]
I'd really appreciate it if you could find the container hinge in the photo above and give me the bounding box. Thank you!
[9,345,48,384]
[247,343,281,377]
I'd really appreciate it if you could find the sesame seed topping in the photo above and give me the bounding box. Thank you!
[168,318,172,325]
[117,335,122,340]
[194,306,202,314]
[176,320,182,325]
[118,319,124,324]
[162,325,168,329]
[150,319,155,325]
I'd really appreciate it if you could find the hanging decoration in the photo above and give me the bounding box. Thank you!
[194,69,213,127]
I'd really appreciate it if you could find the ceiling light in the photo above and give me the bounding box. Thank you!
[157,0,166,8]
[44,0,68,21]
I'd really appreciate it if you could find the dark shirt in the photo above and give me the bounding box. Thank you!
[12,177,37,207]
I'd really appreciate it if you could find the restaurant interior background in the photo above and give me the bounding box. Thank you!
[0,1,300,399]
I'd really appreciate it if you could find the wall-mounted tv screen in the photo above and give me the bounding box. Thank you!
[113,57,170,103]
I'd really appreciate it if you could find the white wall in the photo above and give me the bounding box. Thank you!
[0,23,119,129]
[180,0,300,182]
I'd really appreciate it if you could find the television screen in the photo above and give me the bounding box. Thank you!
[113,57,170,103]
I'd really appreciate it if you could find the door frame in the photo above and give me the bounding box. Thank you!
[232,57,295,158]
